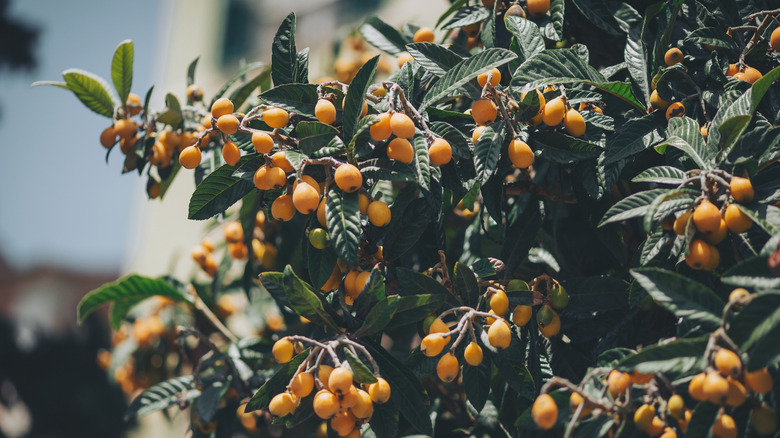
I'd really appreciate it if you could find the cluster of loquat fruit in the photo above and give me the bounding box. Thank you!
[530,286,778,437]
[267,337,391,437]
[669,175,755,271]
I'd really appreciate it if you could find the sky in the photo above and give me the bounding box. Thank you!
[0,0,164,273]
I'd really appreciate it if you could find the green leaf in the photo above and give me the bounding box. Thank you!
[474,121,505,185]
[563,276,629,312]
[77,274,191,324]
[604,112,665,164]
[421,48,518,111]
[531,130,602,164]
[727,293,780,370]
[453,262,479,308]
[643,188,699,232]
[360,16,408,57]
[354,296,400,337]
[186,56,199,86]
[666,116,714,167]
[710,66,780,159]
[538,0,565,41]
[271,12,298,86]
[624,28,650,105]
[386,294,447,329]
[631,166,685,185]
[125,376,198,420]
[735,203,780,235]
[368,403,400,438]
[157,93,183,127]
[441,5,490,29]
[503,16,545,63]
[470,259,497,278]
[684,27,738,51]
[209,61,266,107]
[364,341,432,435]
[392,267,452,298]
[406,42,462,77]
[616,337,707,376]
[111,39,133,105]
[361,161,418,183]
[188,156,260,220]
[228,65,272,109]
[510,48,645,112]
[599,189,667,226]
[258,83,318,119]
[62,68,118,118]
[571,0,640,35]
[305,243,337,291]
[31,80,69,89]
[656,135,712,170]
[463,360,491,412]
[344,348,378,385]
[383,197,433,261]
[246,351,308,412]
[685,401,718,438]
[343,56,378,141]
[435,0,466,29]
[282,265,339,329]
[630,268,724,331]
[326,188,361,266]
[296,121,338,155]
[722,256,780,290]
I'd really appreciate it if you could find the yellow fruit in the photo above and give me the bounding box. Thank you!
[272,194,295,222]
[313,390,340,419]
[370,112,392,141]
[120,134,138,154]
[211,97,234,118]
[390,113,416,139]
[413,27,435,43]
[252,131,274,154]
[664,48,683,66]
[634,403,656,430]
[334,164,363,193]
[291,372,315,398]
[254,166,270,190]
[428,317,449,334]
[436,352,460,382]
[724,203,752,233]
[650,89,671,110]
[729,288,749,304]
[743,66,763,84]
[724,378,747,408]
[216,114,239,134]
[506,4,526,18]
[646,417,665,436]
[472,99,498,125]
[387,137,414,163]
[508,139,534,168]
[222,141,241,166]
[527,0,550,16]
[340,385,359,409]
[667,394,685,419]
[490,289,509,316]
[751,403,778,436]
[318,365,334,391]
[744,368,773,394]
[532,394,558,430]
[421,333,449,357]
[685,239,712,270]
[367,377,391,404]
[292,182,320,214]
[114,118,138,139]
[397,51,414,69]
[179,145,202,169]
[350,389,374,419]
[700,125,708,137]
[328,367,353,395]
[472,125,486,144]
[317,198,327,227]
[539,311,561,338]
[564,109,586,137]
[487,320,511,349]
[321,266,341,292]
[714,349,742,378]
[463,342,483,366]
[224,221,244,244]
[126,93,142,116]
[703,371,729,404]
[542,97,565,126]
[269,392,296,417]
[674,210,692,235]
[265,166,287,189]
[631,370,653,385]
[693,200,722,234]
[315,99,337,125]
[428,138,452,166]
[688,372,707,401]
[569,392,592,417]
[100,126,117,148]
[367,201,391,227]
[263,107,289,129]
[270,151,294,173]
[705,219,728,244]
[666,102,685,120]
[512,305,532,326]
[704,245,720,271]
[331,410,356,437]
[712,414,737,438]
[730,176,755,203]
[293,175,321,195]
[272,337,294,363]
[477,68,501,87]
[607,370,631,398]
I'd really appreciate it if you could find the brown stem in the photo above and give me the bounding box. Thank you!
[187,285,239,344]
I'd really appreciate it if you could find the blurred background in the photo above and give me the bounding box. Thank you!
[0,0,443,436]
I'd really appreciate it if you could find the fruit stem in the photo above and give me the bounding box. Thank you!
[485,81,516,138]
[739,14,773,70]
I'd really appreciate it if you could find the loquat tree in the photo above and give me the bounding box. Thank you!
[35,0,780,436]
